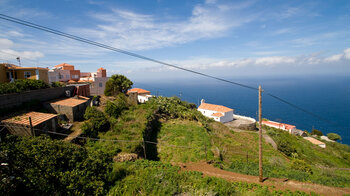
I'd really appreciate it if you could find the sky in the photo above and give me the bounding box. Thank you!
[0,0,349,81]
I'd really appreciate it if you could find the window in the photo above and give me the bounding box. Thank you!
[24,71,31,79]
[72,75,79,79]
[66,75,69,79]
[59,74,63,79]
[99,82,102,87]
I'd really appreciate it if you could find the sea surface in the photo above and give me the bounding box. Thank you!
[134,75,350,145]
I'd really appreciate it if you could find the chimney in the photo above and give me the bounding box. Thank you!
[201,99,205,104]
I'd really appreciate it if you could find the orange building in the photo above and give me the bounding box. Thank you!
[0,63,49,84]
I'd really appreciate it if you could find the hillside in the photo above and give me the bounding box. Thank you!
[86,96,350,189]
[2,95,350,195]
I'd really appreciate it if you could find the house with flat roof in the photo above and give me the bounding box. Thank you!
[304,137,326,148]
[45,96,90,122]
[1,112,58,136]
[198,99,234,123]
[127,88,152,103]
[262,120,296,134]
[0,63,49,83]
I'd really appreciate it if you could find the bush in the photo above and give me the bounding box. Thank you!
[290,159,313,174]
[277,140,297,157]
[50,81,64,87]
[327,133,342,141]
[104,74,133,96]
[82,107,110,137]
[0,135,114,195]
[311,129,323,136]
[105,94,129,118]
[81,121,98,138]
[0,79,49,94]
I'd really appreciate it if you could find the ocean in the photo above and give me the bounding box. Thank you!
[134,75,350,145]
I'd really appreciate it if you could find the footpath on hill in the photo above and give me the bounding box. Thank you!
[177,161,350,196]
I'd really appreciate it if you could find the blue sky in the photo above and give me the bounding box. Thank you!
[0,0,349,81]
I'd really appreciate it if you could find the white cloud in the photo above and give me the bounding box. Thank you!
[0,49,44,60]
[0,38,14,49]
[344,48,350,60]
[324,48,350,62]
[255,56,295,65]
[70,2,256,50]
[324,54,343,62]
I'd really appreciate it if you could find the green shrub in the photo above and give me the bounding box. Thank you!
[327,133,342,141]
[0,135,114,195]
[83,107,110,137]
[0,79,49,94]
[290,159,313,174]
[277,140,297,157]
[81,121,98,138]
[50,81,64,87]
[105,94,128,118]
[311,129,323,136]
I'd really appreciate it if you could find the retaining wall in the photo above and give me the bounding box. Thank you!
[0,86,75,110]
[233,114,256,123]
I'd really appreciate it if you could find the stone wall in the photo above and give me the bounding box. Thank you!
[0,86,75,110]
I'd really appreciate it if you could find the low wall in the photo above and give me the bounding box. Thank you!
[233,114,256,123]
[0,86,75,110]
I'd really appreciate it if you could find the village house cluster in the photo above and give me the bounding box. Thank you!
[0,62,109,96]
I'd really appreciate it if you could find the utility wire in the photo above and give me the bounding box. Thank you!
[0,13,344,130]
[0,14,258,91]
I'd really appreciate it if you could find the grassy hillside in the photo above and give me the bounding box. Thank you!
[85,96,350,188]
[108,160,312,196]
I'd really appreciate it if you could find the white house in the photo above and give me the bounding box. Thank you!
[262,120,296,134]
[197,99,234,123]
[127,88,152,103]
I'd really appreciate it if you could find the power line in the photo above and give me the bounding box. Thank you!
[0,13,344,131]
[0,13,258,91]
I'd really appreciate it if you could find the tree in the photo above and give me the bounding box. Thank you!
[311,129,323,136]
[104,74,133,96]
[327,133,342,141]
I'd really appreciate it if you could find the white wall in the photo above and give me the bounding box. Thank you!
[198,108,233,123]
[233,114,256,123]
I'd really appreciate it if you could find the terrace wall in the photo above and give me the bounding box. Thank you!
[0,86,75,110]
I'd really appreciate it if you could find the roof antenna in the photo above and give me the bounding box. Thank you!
[16,56,21,66]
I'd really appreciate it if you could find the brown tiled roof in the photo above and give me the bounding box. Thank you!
[211,112,224,117]
[50,97,89,107]
[2,112,57,126]
[198,103,233,113]
[128,88,150,94]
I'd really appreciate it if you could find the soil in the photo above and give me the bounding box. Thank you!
[178,161,350,196]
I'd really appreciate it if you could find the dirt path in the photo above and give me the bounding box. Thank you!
[178,162,350,196]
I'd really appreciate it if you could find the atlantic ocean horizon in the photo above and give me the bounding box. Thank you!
[135,75,350,145]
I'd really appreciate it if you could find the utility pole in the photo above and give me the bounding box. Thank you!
[258,85,263,182]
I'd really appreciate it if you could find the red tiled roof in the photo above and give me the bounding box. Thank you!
[98,67,106,71]
[50,97,89,107]
[128,88,150,94]
[211,112,224,117]
[2,112,57,126]
[55,63,74,68]
[198,103,233,113]
[262,120,296,130]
